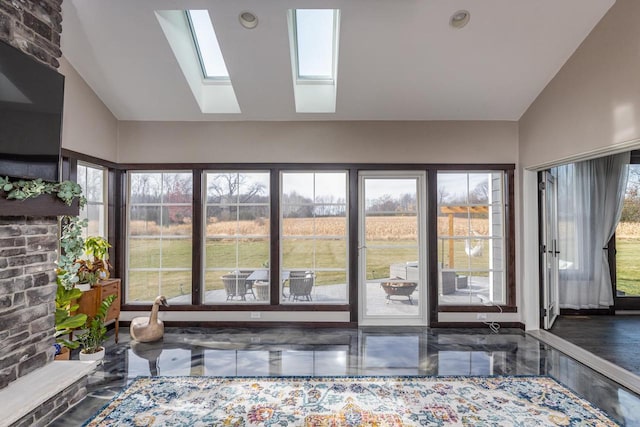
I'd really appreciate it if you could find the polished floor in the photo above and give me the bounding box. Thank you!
[51,327,640,426]
[551,315,640,376]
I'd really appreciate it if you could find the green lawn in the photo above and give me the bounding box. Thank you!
[615,238,640,296]
[127,237,495,302]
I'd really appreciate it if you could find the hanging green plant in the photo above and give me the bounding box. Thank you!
[0,177,86,207]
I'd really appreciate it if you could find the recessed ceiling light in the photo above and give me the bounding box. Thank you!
[450,10,470,29]
[239,11,258,29]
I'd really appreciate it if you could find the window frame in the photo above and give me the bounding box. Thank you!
[77,160,108,239]
[125,170,194,305]
[279,170,350,305]
[113,163,515,325]
[202,170,272,305]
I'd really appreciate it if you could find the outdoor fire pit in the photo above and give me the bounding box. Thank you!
[381,281,417,304]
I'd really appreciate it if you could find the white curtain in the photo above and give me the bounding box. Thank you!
[555,152,630,309]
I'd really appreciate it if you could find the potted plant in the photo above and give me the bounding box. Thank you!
[54,281,88,360]
[77,294,116,361]
[77,236,112,286]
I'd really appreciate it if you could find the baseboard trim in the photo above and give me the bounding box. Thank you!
[120,321,359,329]
[528,329,640,395]
[431,321,525,329]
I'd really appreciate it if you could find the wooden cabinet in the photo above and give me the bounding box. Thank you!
[77,278,121,343]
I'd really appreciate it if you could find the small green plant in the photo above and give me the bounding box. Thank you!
[54,282,88,349]
[78,294,116,354]
[84,236,111,261]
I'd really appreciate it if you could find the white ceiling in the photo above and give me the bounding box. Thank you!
[61,0,615,122]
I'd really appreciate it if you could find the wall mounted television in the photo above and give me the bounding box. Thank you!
[0,39,64,182]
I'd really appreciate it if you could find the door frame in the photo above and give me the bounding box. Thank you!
[539,170,560,329]
[357,170,428,326]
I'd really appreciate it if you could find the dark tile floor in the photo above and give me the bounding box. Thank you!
[551,315,640,375]
[51,327,640,426]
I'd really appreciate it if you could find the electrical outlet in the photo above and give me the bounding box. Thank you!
[250,312,261,319]
[477,313,487,320]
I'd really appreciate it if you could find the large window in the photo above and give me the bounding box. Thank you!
[280,171,348,304]
[203,172,270,304]
[437,171,506,306]
[77,162,107,238]
[127,172,193,304]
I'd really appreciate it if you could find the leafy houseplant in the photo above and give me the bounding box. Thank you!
[78,294,116,360]
[54,282,88,353]
[57,216,88,289]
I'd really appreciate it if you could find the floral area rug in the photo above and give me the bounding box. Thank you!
[84,376,618,426]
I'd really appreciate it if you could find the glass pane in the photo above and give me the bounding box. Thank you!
[206,206,238,235]
[204,271,224,299]
[295,9,335,79]
[314,239,346,269]
[238,239,269,268]
[161,207,192,235]
[282,239,314,269]
[309,271,347,303]
[127,270,160,303]
[130,173,162,204]
[162,172,193,203]
[129,239,160,268]
[237,206,269,235]
[161,238,192,268]
[186,10,230,79]
[367,247,418,281]
[77,165,87,194]
[282,172,314,200]
[365,215,418,245]
[85,203,105,237]
[437,171,507,307]
[130,206,162,235]
[205,238,237,269]
[86,166,104,203]
[238,172,270,203]
[314,172,346,202]
[438,173,469,205]
[160,271,191,304]
[616,163,640,297]
[206,173,238,204]
[365,179,417,214]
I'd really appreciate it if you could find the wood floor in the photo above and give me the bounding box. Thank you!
[551,315,640,375]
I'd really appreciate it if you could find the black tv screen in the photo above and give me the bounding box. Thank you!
[0,40,64,182]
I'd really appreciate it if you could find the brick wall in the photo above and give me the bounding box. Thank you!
[0,218,59,389]
[0,0,63,69]
[0,0,64,391]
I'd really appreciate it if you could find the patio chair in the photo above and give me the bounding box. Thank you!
[289,273,314,302]
[221,273,249,301]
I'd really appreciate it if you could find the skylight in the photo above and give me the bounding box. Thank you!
[293,9,338,81]
[185,10,229,80]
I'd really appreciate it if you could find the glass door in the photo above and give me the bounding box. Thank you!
[541,171,560,329]
[614,163,640,309]
[358,172,427,326]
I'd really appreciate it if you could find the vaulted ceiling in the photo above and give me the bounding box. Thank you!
[61,0,615,121]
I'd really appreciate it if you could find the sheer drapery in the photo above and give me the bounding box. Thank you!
[555,152,630,309]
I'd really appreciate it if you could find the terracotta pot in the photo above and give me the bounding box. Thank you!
[54,347,70,360]
[79,347,105,361]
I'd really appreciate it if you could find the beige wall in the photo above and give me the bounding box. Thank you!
[519,0,640,169]
[117,120,518,164]
[59,57,118,162]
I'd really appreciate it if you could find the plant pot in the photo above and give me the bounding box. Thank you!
[54,346,70,360]
[79,347,105,361]
[76,283,91,292]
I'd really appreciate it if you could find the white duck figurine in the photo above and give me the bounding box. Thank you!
[130,296,169,343]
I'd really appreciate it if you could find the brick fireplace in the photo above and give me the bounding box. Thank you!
[0,3,96,425]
